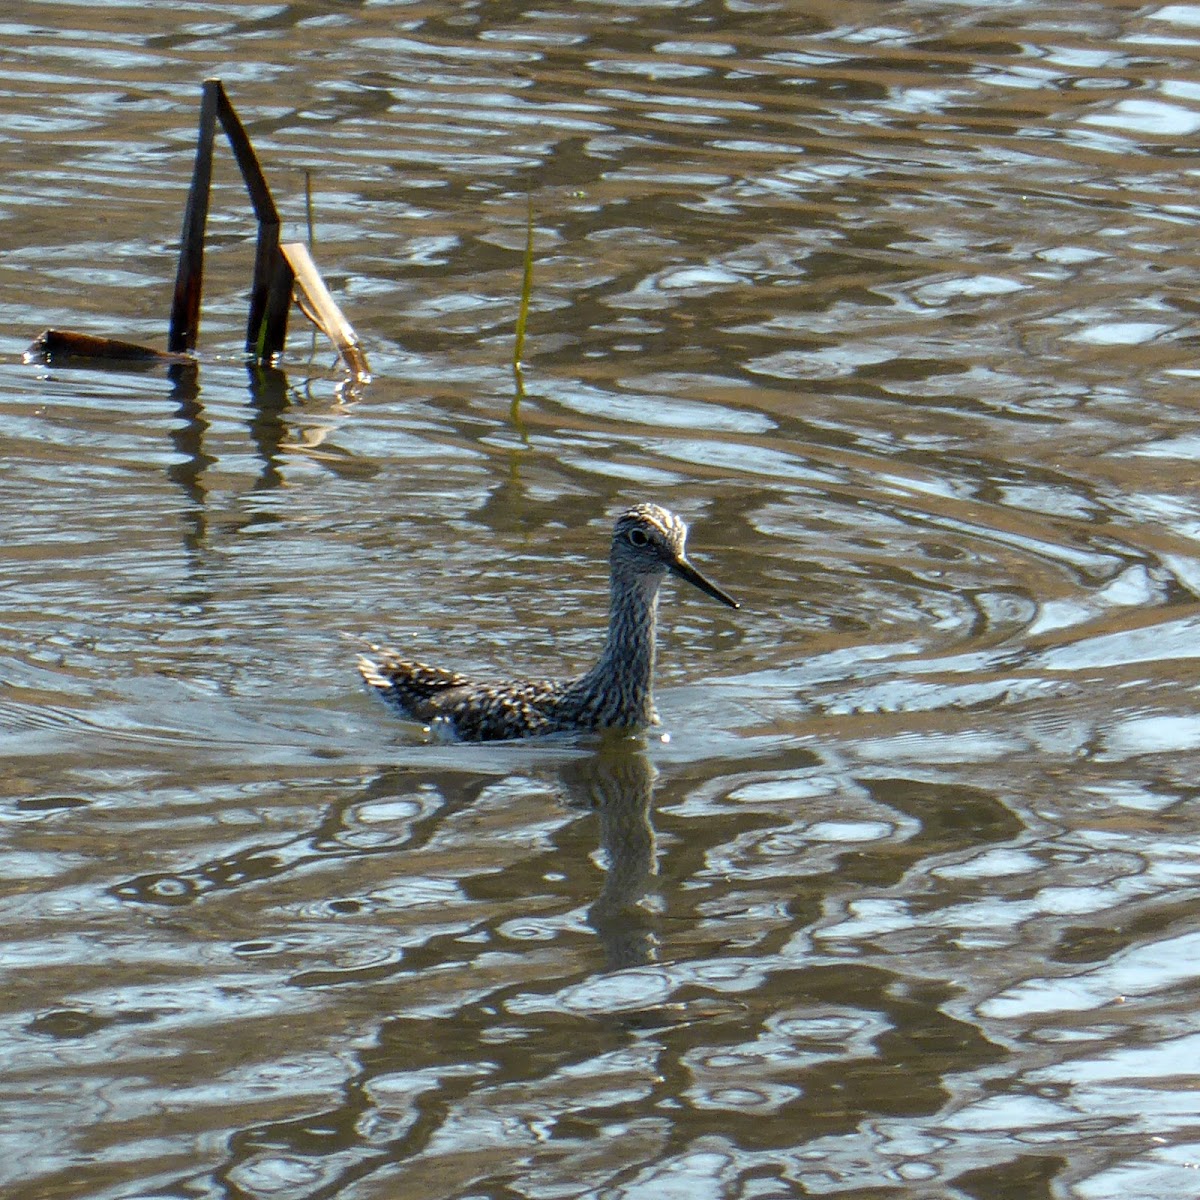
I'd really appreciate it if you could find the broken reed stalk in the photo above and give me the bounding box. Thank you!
[169,78,292,359]
[25,329,192,365]
[220,101,291,360]
[32,79,367,381]
[168,82,218,353]
[282,242,371,384]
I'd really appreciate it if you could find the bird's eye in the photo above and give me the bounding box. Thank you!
[627,528,650,547]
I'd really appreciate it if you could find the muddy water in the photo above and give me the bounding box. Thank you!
[3,2,1200,1197]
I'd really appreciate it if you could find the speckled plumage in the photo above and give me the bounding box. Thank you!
[357,503,739,742]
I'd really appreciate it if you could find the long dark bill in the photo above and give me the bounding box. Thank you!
[670,557,740,609]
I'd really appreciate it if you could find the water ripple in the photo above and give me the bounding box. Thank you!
[4,3,1200,1198]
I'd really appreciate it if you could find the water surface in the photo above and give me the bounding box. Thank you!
[3,3,1200,1197]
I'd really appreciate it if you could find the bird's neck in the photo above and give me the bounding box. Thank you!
[575,571,662,724]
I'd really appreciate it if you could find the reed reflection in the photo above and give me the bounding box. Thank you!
[165,360,209,552]
[245,363,290,491]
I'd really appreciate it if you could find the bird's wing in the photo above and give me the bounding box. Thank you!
[357,649,475,712]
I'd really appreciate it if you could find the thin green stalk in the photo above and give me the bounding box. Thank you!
[513,194,534,368]
[305,169,316,249]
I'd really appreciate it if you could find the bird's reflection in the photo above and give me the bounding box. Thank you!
[560,740,659,971]
[110,737,663,970]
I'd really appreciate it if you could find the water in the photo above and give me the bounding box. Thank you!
[3,2,1200,1197]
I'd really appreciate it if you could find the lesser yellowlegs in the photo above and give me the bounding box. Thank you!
[357,503,739,741]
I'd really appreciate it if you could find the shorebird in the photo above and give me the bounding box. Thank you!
[357,503,739,741]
